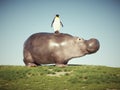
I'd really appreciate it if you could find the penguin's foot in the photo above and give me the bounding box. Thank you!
[54,31,60,34]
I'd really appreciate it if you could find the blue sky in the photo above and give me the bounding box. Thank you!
[0,0,120,67]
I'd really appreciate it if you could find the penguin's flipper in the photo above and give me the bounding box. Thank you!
[60,21,63,27]
[51,18,55,27]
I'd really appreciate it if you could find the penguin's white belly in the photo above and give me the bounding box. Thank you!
[53,19,61,31]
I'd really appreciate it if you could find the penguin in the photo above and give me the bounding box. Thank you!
[51,14,63,34]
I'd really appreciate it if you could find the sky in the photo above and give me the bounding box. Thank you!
[0,0,120,67]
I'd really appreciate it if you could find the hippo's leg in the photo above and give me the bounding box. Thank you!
[27,63,38,67]
[55,60,68,67]
[23,50,39,67]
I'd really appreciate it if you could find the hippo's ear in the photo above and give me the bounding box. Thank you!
[74,37,79,43]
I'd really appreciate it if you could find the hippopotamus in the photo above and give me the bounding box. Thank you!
[23,33,100,67]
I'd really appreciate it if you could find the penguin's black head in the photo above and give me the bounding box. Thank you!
[56,14,59,17]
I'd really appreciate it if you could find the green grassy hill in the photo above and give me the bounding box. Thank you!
[0,65,120,90]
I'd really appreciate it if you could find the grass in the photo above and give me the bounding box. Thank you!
[0,65,120,90]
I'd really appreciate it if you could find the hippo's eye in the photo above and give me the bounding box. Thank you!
[79,38,81,40]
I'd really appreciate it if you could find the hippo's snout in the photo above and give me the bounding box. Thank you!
[86,38,100,54]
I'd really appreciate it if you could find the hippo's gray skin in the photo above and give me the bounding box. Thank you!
[23,33,100,67]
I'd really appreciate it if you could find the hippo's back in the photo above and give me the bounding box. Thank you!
[24,33,73,48]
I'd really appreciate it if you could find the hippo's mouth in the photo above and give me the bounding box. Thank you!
[86,38,100,54]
